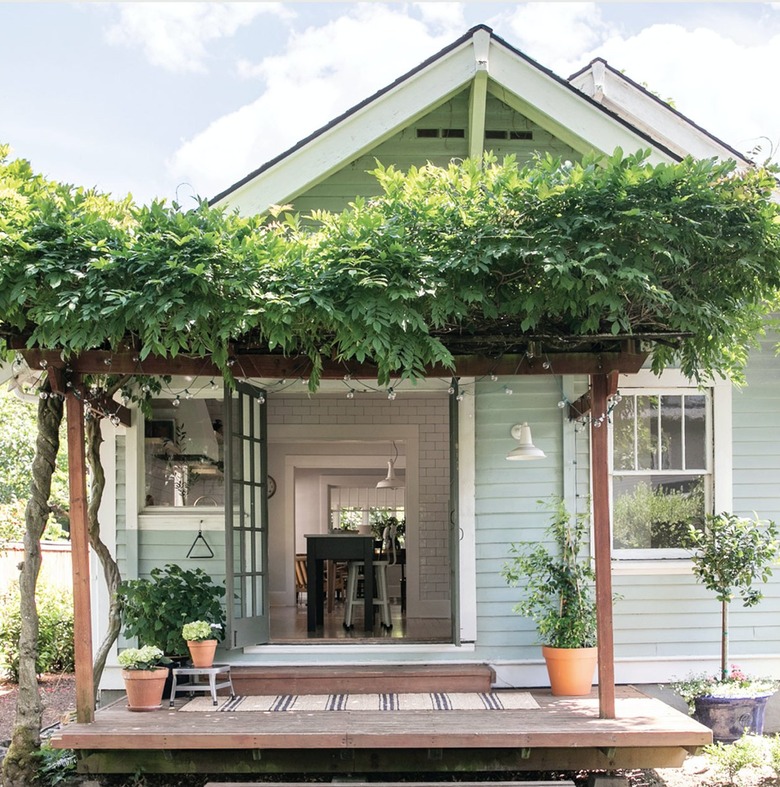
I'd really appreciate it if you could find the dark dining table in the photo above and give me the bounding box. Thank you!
[305,533,374,632]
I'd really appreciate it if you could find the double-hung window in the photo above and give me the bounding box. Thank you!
[611,388,711,557]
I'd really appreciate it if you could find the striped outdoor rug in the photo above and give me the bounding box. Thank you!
[179,691,539,713]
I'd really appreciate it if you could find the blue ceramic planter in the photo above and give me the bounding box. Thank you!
[693,694,772,742]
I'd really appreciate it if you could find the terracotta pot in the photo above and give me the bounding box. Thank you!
[187,638,218,668]
[693,694,773,742]
[541,645,598,696]
[122,667,168,711]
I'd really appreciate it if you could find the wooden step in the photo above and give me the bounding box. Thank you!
[230,663,495,696]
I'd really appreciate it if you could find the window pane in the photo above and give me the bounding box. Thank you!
[685,395,707,470]
[612,397,636,471]
[660,395,683,470]
[613,475,705,550]
[637,396,659,470]
[144,398,225,507]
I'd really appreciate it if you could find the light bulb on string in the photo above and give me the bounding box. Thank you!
[504,386,513,395]
[172,396,181,408]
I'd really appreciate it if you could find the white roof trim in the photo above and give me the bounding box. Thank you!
[216,28,704,216]
[569,60,749,166]
[218,37,480,215]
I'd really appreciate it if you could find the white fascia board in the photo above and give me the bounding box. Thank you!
[570,65,748,165]
[219,43,478,216]
[488,43,673,164]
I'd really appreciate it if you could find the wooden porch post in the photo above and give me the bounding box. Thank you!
[590,372,615,719]
[66,383,95,723]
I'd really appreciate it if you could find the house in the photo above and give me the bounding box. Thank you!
[46,24,780,760]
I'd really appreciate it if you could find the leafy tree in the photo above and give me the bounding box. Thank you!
[0,388,69,545]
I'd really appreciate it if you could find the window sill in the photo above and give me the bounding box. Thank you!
[611,558,693,576]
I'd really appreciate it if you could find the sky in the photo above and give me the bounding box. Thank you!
[2,2,779,206]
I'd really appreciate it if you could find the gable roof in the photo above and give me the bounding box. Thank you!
[212,25,743,215]
[568,57,751,165]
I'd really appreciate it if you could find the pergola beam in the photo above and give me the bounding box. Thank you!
[20,348,648,379]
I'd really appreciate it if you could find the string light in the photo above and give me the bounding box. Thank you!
[504,386,513,395]
[346,389,355,399]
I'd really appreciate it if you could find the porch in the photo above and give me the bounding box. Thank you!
[52,685,711,776]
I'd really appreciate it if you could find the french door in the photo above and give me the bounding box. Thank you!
[224,381,269,648]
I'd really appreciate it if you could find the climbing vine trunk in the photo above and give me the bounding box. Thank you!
[1,383,63,787]
[86,414,123,705]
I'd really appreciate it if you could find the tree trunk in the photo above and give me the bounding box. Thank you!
[721,599,729,681]
[86,414,122,706]
[1,384,63,787]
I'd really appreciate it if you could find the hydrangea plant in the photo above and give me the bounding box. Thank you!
[117,645,170,671]
[182,620,218,642]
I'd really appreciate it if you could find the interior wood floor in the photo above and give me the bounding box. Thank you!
[269,597,452,643]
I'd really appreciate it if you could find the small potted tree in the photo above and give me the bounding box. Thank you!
[117,645,171,711]
[501,498,598,695]
[672,512,780,741]
[182,620,221,668]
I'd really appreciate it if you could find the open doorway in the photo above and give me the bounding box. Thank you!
[266,392,454,643]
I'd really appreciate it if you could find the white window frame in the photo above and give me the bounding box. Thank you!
[609,369,731,562]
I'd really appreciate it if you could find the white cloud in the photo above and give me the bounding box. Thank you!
[169,5,461,199]
[500,2,614,75]
[106,2,293,74]
[582,24,780,160]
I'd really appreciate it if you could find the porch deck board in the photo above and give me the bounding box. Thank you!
[52,687,711,753]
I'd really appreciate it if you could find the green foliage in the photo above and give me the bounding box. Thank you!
[117,645,170,671]
[703,734,765,786]
[181,620,216,641]
[501,498,597,649]
[35,742,78,786]
[0,580,74,681]
[688,513,780,607]
[613,481,704,549]
[118,563,226,655]
[0,389,70,542]
[671,666,778,712]
[687,512,780,678]
[765,732,780,782]
[1,148,780,386]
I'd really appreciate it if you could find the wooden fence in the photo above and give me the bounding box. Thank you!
[0,541,72,593]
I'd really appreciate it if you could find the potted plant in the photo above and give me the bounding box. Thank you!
[182,620,221,668]
[118,563,226,658]
[117,645,171,711]
[671,512,780,741]
[501,498,598,696]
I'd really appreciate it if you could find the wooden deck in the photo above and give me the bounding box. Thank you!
[52,686,711,776]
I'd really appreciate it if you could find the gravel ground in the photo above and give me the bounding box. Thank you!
[3,676,777,786]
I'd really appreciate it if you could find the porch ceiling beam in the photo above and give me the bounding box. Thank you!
[19,349,648,379]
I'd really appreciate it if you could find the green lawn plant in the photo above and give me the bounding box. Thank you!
[118,564,225,656]
[501,498,596,649]
[703,735,765,787]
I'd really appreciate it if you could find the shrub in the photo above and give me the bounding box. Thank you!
[0,580,74,682]
[703,735,764,786]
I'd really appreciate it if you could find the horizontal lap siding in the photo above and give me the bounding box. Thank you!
[472,376,566,660]
[609,340,780,667]
[293,91,579,216]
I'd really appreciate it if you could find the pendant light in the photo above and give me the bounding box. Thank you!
[506,422,546,461]
[377,441,404,488]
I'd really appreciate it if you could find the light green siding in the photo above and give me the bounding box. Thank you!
[471,375,569,660]
[292,90,580,216]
